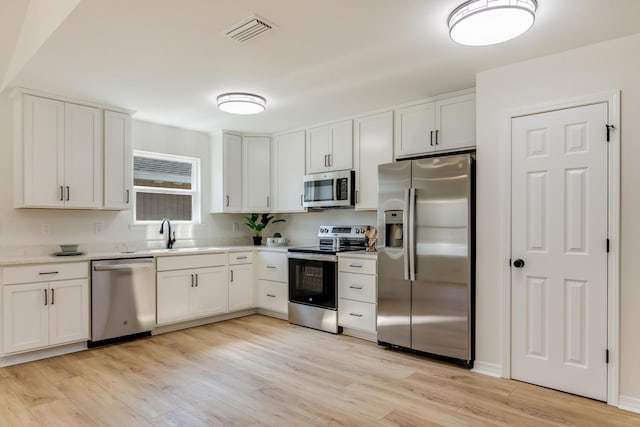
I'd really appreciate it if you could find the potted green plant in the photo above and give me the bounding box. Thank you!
[245,213,285,246]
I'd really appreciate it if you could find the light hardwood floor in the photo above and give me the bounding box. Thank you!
[0,314,638,426]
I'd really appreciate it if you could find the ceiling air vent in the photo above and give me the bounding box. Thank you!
[224,15,276,43]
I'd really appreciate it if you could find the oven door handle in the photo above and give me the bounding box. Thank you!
[287,252,338,262]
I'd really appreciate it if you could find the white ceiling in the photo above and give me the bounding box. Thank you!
[5,0,640,134]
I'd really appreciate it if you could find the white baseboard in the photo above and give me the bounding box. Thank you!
[618,395,640,414]
[153,309,257,335]
[472,361,503,378]
[256,308,288,320]
[0,341,87,367]
[342,327,377,342]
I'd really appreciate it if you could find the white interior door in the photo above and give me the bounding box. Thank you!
[511,102,608,401]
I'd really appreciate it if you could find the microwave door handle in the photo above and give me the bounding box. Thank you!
[408,188,416,281]
[403,188,410,281]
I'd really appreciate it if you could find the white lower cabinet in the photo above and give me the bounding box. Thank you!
[228,251,254,312]
[3,274,89,354]
[156,254,228,325]
[256,251,288,314]
[257,279,287,313]
[338,255,377,333]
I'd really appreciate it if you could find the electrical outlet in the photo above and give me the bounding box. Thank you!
[42,224,51,234]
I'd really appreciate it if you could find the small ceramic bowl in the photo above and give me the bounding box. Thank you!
[60,244,79,253]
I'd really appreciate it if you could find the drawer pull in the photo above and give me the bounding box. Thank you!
[266,265,277,269]
[266,294,276,298]
[39,271,59,275]
[236,256,248,260]
[349,313,363,317]
[349,264,363,268]
[349,285,363,290]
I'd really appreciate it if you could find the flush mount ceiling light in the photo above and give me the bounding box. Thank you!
[448,0,538,46]
[216,92,266,115]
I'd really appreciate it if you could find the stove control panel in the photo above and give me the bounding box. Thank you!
[317,225,370,238]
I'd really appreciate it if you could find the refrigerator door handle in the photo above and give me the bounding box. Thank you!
[408,187,416,281]
[403,188,411,281]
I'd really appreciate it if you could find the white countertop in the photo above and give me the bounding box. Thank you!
[0,245,293,266]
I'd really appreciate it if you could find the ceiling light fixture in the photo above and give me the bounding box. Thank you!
[448,0,538,46]
[217,92,266,115]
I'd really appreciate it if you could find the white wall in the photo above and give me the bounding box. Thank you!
[476,33,640,403]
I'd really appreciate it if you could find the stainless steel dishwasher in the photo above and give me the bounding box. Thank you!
[90,257,156,346]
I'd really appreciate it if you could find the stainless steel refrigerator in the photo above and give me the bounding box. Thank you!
[377,154,474,367]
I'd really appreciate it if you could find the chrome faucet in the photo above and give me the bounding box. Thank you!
[159,218,176,249]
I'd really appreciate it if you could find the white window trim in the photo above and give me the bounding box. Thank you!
[132,150,202,225]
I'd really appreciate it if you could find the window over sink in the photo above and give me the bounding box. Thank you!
[132,151,201,223]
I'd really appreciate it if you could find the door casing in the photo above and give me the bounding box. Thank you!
[501,91,620,405]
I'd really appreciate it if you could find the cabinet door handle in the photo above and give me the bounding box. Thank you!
[51,288,55,305]
[430,130,434,146]
[324,154,327,167]
[230,270,234,283]
[66,186,70,201]
[226,195,230,207]
[349,313,363,317]
[356,190,359,204]
[266,293,276,298]
[328,154,332,167]
[349,285,363,290]
[195,274,198,287]
[435,129,439,145]
[44,289,48,306]
[125,189,130,204]
[60,186,64,201]
[300,194,303,206]
[191,274,195,287]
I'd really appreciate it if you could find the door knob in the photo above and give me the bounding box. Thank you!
[513,259,525,268]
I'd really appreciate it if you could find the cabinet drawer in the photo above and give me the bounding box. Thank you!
[338,257,376,275]
[338,299,376,332]
[3,262,88,285]
[258,252,288,282]
[257,280,287,314]
[338,272,376,304]
[229,251,253,265]
[156,253,226,271]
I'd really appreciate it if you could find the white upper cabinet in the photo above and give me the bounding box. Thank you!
[64,102,102,208]
[20,95,103,208]
[271,130,306,212]
[242,136,271,212]
[103,110,132,210]
[306,119,353,173]
[354,111,393,210]
[394,92,475,158]
[211,132,242,213]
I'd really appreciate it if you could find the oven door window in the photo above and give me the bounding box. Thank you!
[289,258,337,309]
[304,179,334,202]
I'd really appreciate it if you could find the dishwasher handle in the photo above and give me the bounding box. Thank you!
[93,260,154,271]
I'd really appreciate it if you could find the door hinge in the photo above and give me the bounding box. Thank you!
[606,238,610,253]
[606,349,609,364]
[606,124,615,142]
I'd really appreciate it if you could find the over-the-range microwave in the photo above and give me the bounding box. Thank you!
[303,170,355,208]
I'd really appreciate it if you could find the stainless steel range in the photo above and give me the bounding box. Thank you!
[288,225,370,333]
